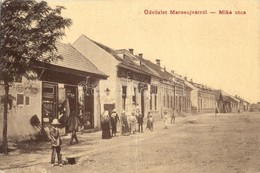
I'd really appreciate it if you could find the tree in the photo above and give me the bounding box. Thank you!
[0,0,72,154]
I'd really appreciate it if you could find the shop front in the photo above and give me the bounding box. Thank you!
[39,66,104,131]
[35,42,107,131]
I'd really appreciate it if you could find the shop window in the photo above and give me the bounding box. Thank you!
[155,95,157,110]
[122,86,127,110]
[132,87,137,105]
[17,94,24,105]
[43,87,54,94]
[25,96,30,105]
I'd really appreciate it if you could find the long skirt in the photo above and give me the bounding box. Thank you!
[129,122,136,133]
[102,122,111,139]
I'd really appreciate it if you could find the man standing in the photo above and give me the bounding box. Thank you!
[136,108,143,133]
[110,109,120,137]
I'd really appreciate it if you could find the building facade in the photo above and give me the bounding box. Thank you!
[73,35,157,120]
[0,42,107,139]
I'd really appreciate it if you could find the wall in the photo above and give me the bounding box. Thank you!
[0,78,42,140]
[73,36,119,115]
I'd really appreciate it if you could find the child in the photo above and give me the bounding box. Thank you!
[50,118,63,167]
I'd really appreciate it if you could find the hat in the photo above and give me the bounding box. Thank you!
[51,118,60,125]
[112,109,116,113]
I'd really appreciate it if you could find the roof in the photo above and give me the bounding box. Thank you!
[136,57,173,81]
[90,40,156,77]
[45,42,108,78]
[214,90,240,103]
[115,49,159,77]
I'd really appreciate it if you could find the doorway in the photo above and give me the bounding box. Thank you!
[42,82,58,127]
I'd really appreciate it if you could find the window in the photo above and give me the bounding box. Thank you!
[132,87,136,105]
[155,94,157,110]
[163,95,166,107]
[122,86,127,110]
[171,95,173,108]
[17,94,24,105]
[167,95,169,108]
[43,87,54,94]
[150,94,152,110]
[25,96,30,105]
[14,76,22,83]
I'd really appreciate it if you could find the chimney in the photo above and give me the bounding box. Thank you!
[171,70,174,74]
[129,48,134,55]
[184,77,187,81]
[190,79,193,83]
[138,53,143,59]
[155,59,161,67]
[164,66,166,72]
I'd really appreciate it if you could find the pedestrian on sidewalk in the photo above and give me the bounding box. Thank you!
[136,108,143,133]
[129,112,137,134]
[171,109,176,124]
[101,110,112,139]
[67,111,80,145]
[49,119,63,167]
[111,109,120,137]
[163,111,169,129]
[121,110,130,136]
[215,107,218,117]
[146,112,151,130]
[147,113,154,131]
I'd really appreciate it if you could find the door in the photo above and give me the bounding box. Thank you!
[84,87,94,129]
[141,91,145,117]
[42,82,58,126]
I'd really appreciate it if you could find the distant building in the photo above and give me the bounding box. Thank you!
[134,58,175,119]
[250,103,260,112]
[214,90,240,113]
[189,82,216,113]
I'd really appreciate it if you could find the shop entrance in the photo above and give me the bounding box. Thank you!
[42,82,58,126]
[84,87,94,129]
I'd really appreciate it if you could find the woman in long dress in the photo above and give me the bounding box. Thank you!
[129,112,137,134]
[101,111,111,139]
[121,110,129,135]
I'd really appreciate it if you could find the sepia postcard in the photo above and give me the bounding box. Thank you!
[0,0,259,172]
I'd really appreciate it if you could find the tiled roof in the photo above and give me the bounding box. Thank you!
[136,58,173,81]
[46,42,107,78]
[92,42,156,77]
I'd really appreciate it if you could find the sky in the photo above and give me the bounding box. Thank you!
[47,0,260,103]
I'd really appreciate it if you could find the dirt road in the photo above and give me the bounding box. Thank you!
[3,112,260,173]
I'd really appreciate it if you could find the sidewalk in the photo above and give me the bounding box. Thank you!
[0,115,194,171]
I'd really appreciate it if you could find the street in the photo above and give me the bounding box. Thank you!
[1,112,260,173]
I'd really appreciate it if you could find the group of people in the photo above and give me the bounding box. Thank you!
[49,108,176,166]
[101,108,155,139]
